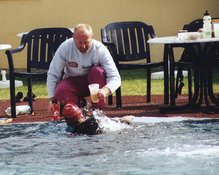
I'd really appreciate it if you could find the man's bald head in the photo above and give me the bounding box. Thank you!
[73,24,93,53]
[74,24,93,36]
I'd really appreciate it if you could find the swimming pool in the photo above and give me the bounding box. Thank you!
[0,117,218,175]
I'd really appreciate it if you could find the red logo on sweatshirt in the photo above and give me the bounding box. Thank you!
[68,62,78,67]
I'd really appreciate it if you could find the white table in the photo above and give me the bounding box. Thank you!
[0,44,12,50]
[148,36,219,44]
[148,36,219,113]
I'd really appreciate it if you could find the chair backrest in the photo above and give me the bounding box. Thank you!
[101,21,155,63]
[21,27,72,71]
[183,18,219,32]
[183,19,203,32]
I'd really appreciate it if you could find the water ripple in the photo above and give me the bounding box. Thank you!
[0,118,218,175]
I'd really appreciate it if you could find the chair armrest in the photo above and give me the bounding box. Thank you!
[101,30,116,57]
[101,28,116,48]
[102,40,117,59]
[102,40,115,48]
[5,44,25,55]
[5,44,26,71]
[6,33,28,55]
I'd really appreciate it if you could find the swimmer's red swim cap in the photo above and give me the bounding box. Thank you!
[62,103,84,125]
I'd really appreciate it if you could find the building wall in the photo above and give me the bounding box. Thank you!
[0,0,219,68]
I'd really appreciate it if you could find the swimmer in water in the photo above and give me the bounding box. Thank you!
[62,102,134,135]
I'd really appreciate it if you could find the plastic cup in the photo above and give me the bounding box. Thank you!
[88,83,99,103]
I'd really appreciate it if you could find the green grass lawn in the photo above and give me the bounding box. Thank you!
[1,69,219,100]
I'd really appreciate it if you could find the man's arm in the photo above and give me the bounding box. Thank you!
[47,44,67,99]
[99,43,121,95]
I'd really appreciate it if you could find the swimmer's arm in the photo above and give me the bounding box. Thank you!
[112,115,135,124]
[120,115,134,124]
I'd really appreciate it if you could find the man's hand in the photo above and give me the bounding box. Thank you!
[98,86,111,99]
[48,100,60,121]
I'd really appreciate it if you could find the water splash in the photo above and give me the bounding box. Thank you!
[92,110,133,133]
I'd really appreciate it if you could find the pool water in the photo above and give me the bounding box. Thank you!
[0,117,218,175]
